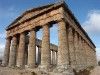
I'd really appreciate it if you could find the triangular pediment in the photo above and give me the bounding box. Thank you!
[6,2,64,30]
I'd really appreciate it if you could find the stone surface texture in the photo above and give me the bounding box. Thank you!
[9,36,17,67]
[2,38,11,66]
[16,33,26,67]
[39,24,51,73]
[1,1,97,75]
[28,29,36,68]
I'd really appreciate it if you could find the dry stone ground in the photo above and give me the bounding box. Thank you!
[90,66,100,75]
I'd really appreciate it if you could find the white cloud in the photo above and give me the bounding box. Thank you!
[83,10,100,62]
[83,10,100,35]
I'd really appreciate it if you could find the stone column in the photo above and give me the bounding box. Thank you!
[91,48,94,66]
[93,49,97,66]
[55,51,57,65]
[40,24,50,68]
[84,42,88,67]
[90,47,94,66]
[85,43,89,67]
[16,32,25,67]
[52,50,55,65]
[28,29,36,68]
[57,19,69,69]
[9,36,17,67]
[51,50,53,64]
[74,31,80,70]
[88,46,92,66]
[68,27,76,69]
[2,37,11,66]
[79,36,84,69]
[82,40,87,68]
[38,46,41,65]
[88,46,91,66]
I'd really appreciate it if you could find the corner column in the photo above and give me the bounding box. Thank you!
[9,36,17,67]
[28,29,36,68]
[57,19,69,69]
[2,37,11,66]
[16,32,25,67]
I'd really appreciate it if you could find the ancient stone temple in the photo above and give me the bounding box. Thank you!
[1,1,97,75]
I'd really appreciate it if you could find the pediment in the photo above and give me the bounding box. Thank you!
[6,2,63,30]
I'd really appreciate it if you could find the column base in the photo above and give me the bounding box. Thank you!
[16,65,25,69]
[1,63,7,67]
[8,64,16,68]
[37,65,52,74]
[25,64,37,69]
[53,65,74,75]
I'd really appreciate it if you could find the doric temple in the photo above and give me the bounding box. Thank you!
[1,1,97,75]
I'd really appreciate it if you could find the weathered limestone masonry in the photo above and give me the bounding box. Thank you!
[28,29,36,68]
[2,37,11,66]
[9,36,17,67]
[1,1,97,75]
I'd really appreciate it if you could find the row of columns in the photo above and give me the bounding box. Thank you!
[3,19,96,70]
[72,31,96,70]
[2,23,57,68]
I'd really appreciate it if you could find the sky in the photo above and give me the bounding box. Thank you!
[0,0,100,61]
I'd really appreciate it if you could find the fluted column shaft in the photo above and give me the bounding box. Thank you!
[68,27,76,68]
[41,24,50,66]
[57,19,69,66]
[16,32,25,67]
[2,37,11,66]
[9,36,17,67]
[28,29,36,68]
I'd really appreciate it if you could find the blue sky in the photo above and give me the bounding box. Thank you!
[0,0,100,61]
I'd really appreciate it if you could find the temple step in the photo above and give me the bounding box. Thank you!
[0,67,36,75]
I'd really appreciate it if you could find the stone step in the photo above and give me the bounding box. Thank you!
[0,67,36,75]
